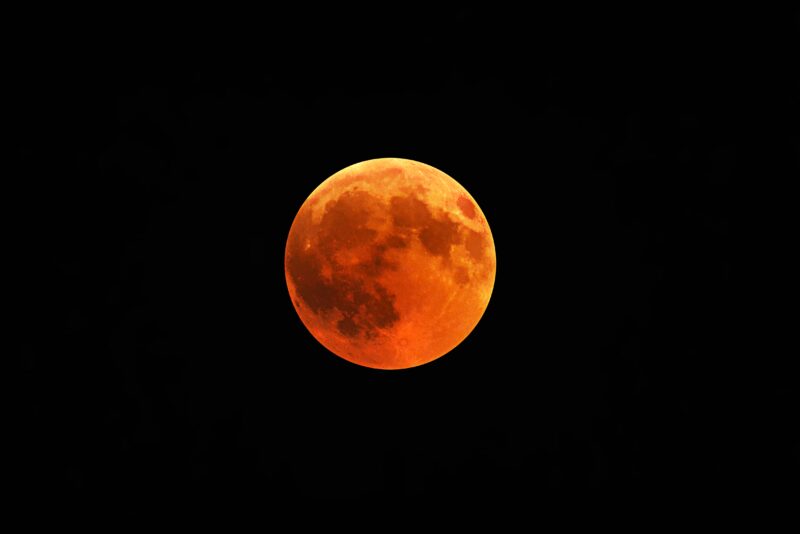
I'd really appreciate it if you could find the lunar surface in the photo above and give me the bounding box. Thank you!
[285,158,496,370]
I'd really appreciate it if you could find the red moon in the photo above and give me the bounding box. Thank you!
[285,158,496,370]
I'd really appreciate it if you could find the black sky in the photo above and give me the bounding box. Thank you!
[11,6,797,499]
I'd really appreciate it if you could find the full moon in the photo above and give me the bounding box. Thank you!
[285,158,496,370]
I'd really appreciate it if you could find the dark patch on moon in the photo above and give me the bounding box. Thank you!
[420,217,461,258]
[359,242,399,277]
[286,190,401,340]
[465,229,488,261]
[390,194,462,259]
[318,190,378,254]
[454,266,470,285]
[336,316,361,337]
[384,234,407,249]
[457,195,476,219]
[383,166,402,177]
[390,195,431,229]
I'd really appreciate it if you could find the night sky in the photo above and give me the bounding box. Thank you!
[12,7,797,498]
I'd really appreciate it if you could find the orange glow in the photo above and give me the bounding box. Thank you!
[285,158,496,370]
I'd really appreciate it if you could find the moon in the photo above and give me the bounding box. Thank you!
[285,158,496,370]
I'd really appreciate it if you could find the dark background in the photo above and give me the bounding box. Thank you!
[12,6,797,498]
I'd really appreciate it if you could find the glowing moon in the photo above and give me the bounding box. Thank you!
[285,158,496,370]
